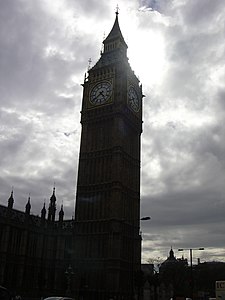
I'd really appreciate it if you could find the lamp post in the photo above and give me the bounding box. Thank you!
[65,265,74,296]
[140,217,151,221]
[134,216,151,300]
[178,247,204,300]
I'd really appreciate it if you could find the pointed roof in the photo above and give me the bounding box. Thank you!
[103,13,127,48]
[59,204,64,216]
[9,190,14,199]
[41,202,46,217]
[91,12,129,71]
[25,195,31,214]
[8,189,14,209]
[160,247,178,269]
[59,204,64,222]
[169,247,175,259]
[50,186,56,203]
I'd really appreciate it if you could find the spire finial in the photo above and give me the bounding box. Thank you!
[27,193,31,203]
[116,4,119,15]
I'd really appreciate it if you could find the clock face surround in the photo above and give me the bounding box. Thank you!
[128,85,140,112]
[90,81,112,106]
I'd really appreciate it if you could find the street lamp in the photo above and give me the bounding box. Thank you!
[178,247,204,300]
[65,265,74,296]
[134,216,151,300]
[140,216,151,221]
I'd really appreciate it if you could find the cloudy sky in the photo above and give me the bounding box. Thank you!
[0,0,225,263]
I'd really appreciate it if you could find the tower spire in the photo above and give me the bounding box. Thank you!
[48,186,57,222]
[59,204,64,223]
[25,195,31,215]
[41,201,46,221]
[7,188,14,209]
[103,11,126,46]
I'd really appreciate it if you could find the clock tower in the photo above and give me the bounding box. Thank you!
[74,11,143,300]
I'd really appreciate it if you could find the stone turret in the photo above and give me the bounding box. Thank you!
[59,204,64,223]
[25,196,31,215]
[48,187,56,222]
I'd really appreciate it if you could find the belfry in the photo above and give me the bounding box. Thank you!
[74,10,144,300]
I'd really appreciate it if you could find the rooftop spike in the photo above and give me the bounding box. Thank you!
[25,195,31,215]
[41,201,46,217]
[50,186,56,202]
[8,189,14,209]
[59,204,64,223]
[116,4,119,15]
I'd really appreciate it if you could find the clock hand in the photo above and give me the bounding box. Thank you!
[99,91,106,100]
[92,92,105,104]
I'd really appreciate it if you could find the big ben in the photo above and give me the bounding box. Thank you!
[74,11,143,300]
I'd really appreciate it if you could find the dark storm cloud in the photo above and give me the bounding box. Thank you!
[138,0,225,261]
[0,0,85,215]
[182,0,225,27]
[0,0,49,106]
[0,0,92,110]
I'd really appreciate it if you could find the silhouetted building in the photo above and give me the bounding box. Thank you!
[73,10,143,300]
[194,261,225,299]
[0,189,74,299]
[141,249,189,300]
[0,11,143,300]
[160,247,188,270]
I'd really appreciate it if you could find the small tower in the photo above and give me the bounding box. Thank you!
[41,202,46,221]
[59,204,64,223]
[25,196,31,215]
[7,190,14,210]
[169,247,175,259]
[48,187,56,222]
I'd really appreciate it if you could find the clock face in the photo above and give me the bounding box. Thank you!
[90,81,112,105]
[128,86,139,112]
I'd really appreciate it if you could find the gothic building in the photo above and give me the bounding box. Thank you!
[0,189,74,299]
[0,11,143,300]
[73,10,143,300]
